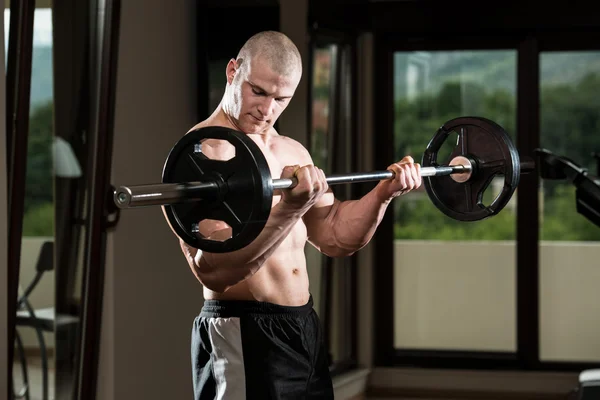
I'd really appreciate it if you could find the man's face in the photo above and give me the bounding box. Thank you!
[226,57,300,134]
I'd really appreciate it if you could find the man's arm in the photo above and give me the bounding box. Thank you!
[303,186,389,257]
[180,201,307,292]
[164,163,329,293]
[304,156,421,258]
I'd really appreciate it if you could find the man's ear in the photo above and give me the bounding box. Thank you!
[226,58,238,84]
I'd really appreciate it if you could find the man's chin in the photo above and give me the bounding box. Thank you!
[241,121,268,134]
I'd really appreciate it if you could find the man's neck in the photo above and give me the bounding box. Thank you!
[209,106,239,131]
[210,106,277,142]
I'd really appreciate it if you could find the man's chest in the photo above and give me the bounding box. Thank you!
[258,145,299,207]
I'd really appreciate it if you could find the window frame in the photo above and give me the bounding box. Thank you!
[308,27,359,377]
[373,30,600,372]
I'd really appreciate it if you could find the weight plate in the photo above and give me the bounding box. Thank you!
[422,116,520,221]
[162,126,273,252]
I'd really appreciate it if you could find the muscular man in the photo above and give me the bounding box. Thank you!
[164,31,421,399]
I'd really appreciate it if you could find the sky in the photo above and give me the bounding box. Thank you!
[4,8,53,49]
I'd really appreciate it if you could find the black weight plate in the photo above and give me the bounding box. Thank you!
[422,117,520,221]
[162,126,273,252]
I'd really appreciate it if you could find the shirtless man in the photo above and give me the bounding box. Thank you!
[164,31,421,400]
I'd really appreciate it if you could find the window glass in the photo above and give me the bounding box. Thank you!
[393,50,518,351]
[539,51,600,362]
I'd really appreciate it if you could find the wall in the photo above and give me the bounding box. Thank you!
[98,1,201,399]
[1,7,8,397]
[278,0,309,146]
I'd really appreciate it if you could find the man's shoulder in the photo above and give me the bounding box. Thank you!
[274,134,307,150]
[187,120,211,133]
[273,134,312,160]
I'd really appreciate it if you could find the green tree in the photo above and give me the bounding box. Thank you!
[22,202,54,237]
[25,100,53,211]
[394,195,516,240]
[541,72,600,173]
[392,72,600,241]
[22,100,54,236]
[541,184,600,241]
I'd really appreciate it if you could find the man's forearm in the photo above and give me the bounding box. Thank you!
[195,202,305,291]
[323,185,392,255]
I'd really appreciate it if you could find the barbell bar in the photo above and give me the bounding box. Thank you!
[114,164,472,209]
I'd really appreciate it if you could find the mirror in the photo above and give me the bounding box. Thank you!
[8,3,60,400]
[7,0,118,398]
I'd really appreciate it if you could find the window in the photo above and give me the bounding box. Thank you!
[392,50,517,353]
[376,34,600,371]
[539,51,600,362]
[308,35,357,374]
[8,4,56,400]
[310,44,335,172]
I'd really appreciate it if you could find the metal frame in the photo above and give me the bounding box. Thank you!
[308,26,360,377]
[76,0,121,398]
[6,0,35,397]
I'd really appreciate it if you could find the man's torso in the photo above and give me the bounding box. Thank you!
[190,119,311,306]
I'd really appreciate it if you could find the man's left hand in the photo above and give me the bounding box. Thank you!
[376,155,422,200]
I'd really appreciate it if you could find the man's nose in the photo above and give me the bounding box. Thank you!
[258,97,275,117]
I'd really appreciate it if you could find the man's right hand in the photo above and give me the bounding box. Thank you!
[280,164,329,212]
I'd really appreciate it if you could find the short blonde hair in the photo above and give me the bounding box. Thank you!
[236,31,302,78]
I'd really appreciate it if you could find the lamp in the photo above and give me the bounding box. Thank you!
[52,136,82,178]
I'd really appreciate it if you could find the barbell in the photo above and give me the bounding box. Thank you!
[113,116,535,253]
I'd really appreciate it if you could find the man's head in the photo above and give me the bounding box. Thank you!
[222,31,302,134]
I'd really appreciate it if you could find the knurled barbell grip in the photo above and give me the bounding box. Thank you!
[114,165,470,209]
